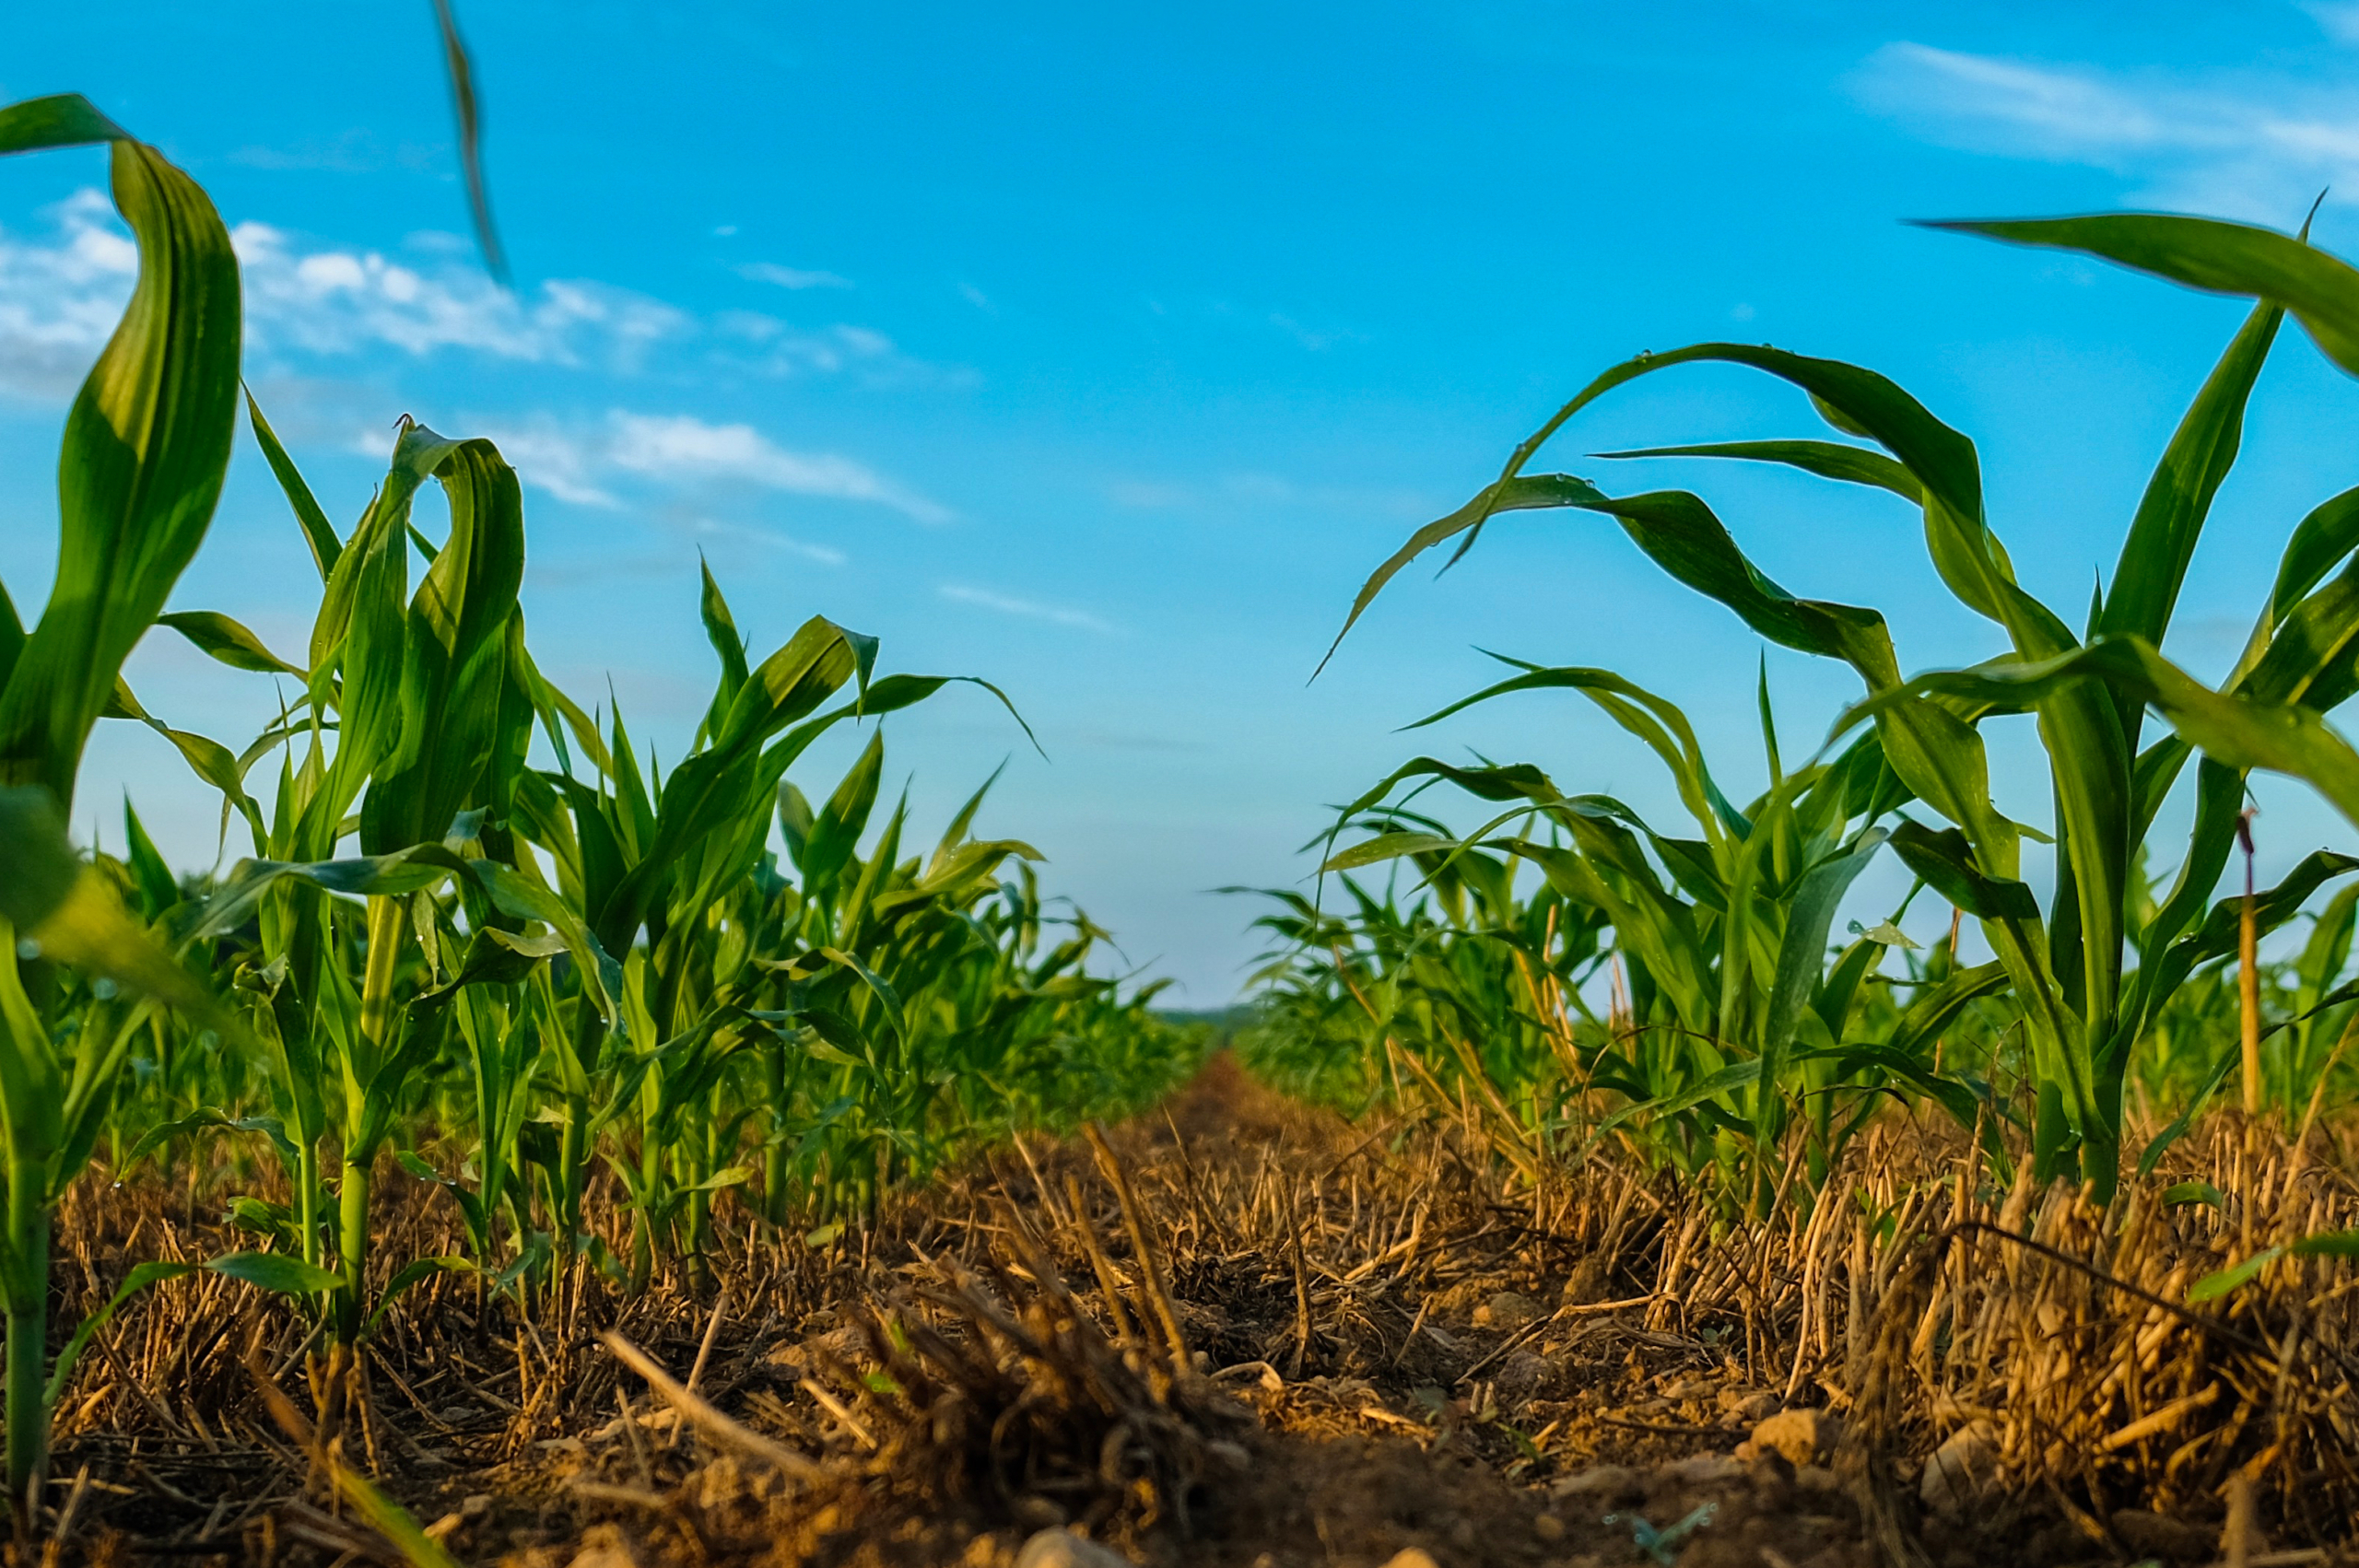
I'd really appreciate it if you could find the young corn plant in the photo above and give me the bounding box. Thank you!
[0,94,245,1513]
[1319,666,2011,1205]
[1326,208,2359,1199]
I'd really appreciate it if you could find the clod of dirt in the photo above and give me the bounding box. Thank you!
[1919,1420,2000,1517]
[1716,1387,1780,1423]
[1015,1527,1132,1568]
[1739,1407,1841,1468]
[1495,1349,1558,1401]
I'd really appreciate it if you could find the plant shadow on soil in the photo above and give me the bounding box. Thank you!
[29,1055,2336,1568]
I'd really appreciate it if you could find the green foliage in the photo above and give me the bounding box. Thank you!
[1268,202,2359,1213]
[0,88,1198,1511]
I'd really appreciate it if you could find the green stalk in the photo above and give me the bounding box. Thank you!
[298,1140,323,1270]
[336,895,405,1338]
[4,1154,45,1513]
[336,1154,370,1341]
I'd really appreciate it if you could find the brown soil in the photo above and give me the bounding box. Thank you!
[25,1056,2351,1568]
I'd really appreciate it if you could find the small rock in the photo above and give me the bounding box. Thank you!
[1495,1350,1558,1402]
[1919,1421,1999,1518]
[462,1494,494,1520]
[1015,1529,1131,1568]
[2108,1509,2212,1562]
[1552,1464,1640,1505]
[1561,1256,1611,1305]
[1661,1453,1747,1486]
[1717,1387,1781,1423]
[439,1404,475,1424]
[1380,1552,1440,1568]
[1478,1290,1543,1330]
[1749,1407,1842,1468]
[1533,1513,1567,1543]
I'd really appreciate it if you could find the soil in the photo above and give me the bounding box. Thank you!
[27,1057,2319,1568]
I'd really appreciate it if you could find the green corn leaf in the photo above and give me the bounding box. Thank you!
[698,556,750,735]
[359,436,529,854]
[2097,301,2282,652]
[123,1107,299,1173]
[1595,439,1919,501]
[2162,1180,2225,1209]
[156,610,307,678]
[2293,1228,2359,1258]
[1756,828,1889,1137]
[431,0,504,288]
[120,798,179,918]
[244,389,343,581]
[0,98,241,813]
[1887,821,2041,921]
[1936,213,2359,378]
[2189,1248,2282,1303]
[804,729,886,889]
[333,1457,465,1568]
[2266,486,2359,630]
[206,1250,346,1295]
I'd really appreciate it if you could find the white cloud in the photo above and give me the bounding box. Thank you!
[232,221,692,369]
[938,583,1116,635]
[0,191,955,401]
[687,516,846,566]
[1856,40,2359,221]
[0,189,143,401]
[475,410,951,524]
[709,310,961,384]
[737,262,852,290]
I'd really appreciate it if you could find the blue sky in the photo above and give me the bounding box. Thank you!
[9,3,2359,1000]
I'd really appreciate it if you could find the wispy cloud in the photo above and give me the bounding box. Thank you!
[710,311,969,386]
[736,262,852,290]
[234,221,692,369]
[0,190,147,401]
[686,516,846,566]
[472,410,951,523]
[938,583,1117,635]
[0,190,957,402]
[228,129,438,175]
[1855,38,2359,221]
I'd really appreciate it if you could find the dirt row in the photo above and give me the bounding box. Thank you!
[36,1058,2330,1567]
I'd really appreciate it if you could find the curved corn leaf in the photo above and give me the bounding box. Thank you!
[0,97,241,813]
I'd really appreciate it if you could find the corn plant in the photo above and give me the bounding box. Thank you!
[0,94,249,1510]
[1323,209,2359,1199]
